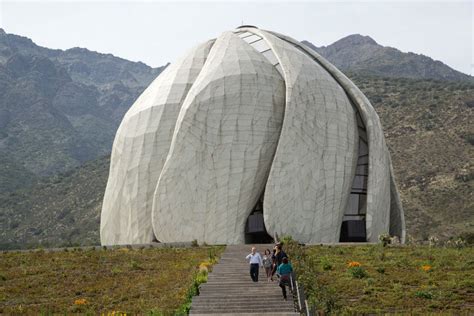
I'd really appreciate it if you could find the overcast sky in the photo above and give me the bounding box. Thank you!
[0,1,472,75]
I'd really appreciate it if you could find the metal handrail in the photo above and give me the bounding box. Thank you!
[295,280,303,312]
[289,272,295,293]
[288,269,310,315]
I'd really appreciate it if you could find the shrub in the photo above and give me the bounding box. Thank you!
[428,236,439,247]
[376,267,385,274]
[445,238,467,249]
[280,235,294,245]
[459,232,474,245]
[390,236,400,244]
[130,260,143,270]
[111,267,122,275]
[175,268,208,314]
[415,290,433,299]
[349,266,368,279]
[320,257,333,271]
[208,248,218,264]
[379,233,391,247]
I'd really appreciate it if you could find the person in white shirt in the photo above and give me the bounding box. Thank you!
[245,247,263,282]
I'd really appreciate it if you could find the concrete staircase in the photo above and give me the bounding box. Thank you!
[190,244,299,315]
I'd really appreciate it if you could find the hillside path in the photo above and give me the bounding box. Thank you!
[190,244,299,315]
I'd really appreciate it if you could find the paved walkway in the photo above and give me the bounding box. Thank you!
[190,244,298,315]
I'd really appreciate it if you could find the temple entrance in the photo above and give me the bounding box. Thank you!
[244,196,273,244]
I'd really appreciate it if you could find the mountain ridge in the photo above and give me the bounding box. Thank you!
[0,28,167,87]
[0,29,167,189]
[302,34,472,82]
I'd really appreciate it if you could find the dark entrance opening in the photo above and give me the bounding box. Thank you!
[245,197,273,244]
[340,218,367,242]
[340,111,368,242]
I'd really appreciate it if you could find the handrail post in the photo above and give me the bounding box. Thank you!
[305,299,310,316]
[289,273,294,293]
[295,280,303,312]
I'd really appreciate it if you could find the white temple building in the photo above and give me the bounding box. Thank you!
[100,26,406,245]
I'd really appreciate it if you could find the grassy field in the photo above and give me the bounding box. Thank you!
[0,246,223,315]
[285,241,474,314]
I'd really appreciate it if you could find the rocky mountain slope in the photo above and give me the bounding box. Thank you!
[1,76,472,248]
[0,28,166,192]
[0,157,109,249]
[302,35,472,82]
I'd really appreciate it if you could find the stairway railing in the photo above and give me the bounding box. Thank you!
[289,270,314,315]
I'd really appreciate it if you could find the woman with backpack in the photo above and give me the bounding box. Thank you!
[276,257,293,300]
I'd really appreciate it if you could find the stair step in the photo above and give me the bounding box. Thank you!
[191,313,299,316]
[192,298,287,303]
[191,303,294,309]
[190,306,294,312]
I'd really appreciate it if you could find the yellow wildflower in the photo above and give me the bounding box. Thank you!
[74,298,87,305]
[199,261,212,272]
[421,265,432,272]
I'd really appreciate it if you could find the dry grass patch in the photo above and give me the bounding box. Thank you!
[0,246,223,314]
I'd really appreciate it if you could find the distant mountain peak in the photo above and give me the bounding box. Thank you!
[333,34,378,47]
[302,34,472,82]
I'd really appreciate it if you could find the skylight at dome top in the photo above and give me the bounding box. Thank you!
[100,26,405,246]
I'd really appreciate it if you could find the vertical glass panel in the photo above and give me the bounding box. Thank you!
[352,176,362,189]
[343,215,365,221]
[357,155,368,165]
[346,194,359,214]
[359,140,368,156]
[352,175,368,190]
[356,164,368,175]
[358,128,368,142]
[261,49,279,65]
[242,34,261,43]
[356,112,365,128]
[238,32,254,38]
[275,64,283,75]
[250,40,270,52]
[358,194,367,214]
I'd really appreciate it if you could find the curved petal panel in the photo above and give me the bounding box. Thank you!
[100,40,214,245]
[152,32,285,244]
